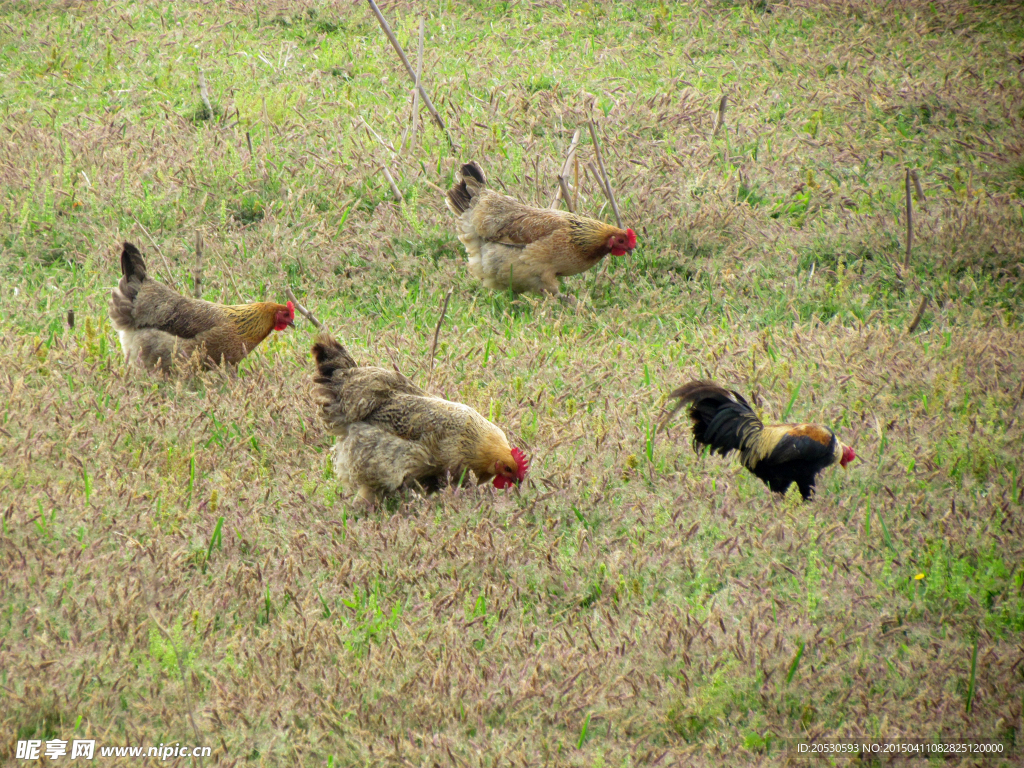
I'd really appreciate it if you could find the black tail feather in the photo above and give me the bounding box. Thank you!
[460,161,485,185]
[665,380,762,457]
[110,242,148,329]
[311,333,357,381]
[445,161,486,215]
[120,242,147,283]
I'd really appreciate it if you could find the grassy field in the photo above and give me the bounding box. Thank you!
[2,0,1023,764]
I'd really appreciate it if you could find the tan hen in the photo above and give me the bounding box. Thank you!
[445,161,636,300]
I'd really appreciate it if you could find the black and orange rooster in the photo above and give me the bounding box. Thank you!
[664,381,855,500]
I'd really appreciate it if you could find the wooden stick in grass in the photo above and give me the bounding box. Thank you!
[903,168,913,271]
[712,94,728,138]
[586,160,618,223]
[556,176,575,214]
[381,164,404,204]
[359,117,397,157]
[193,231,204,299]
[365,0,453,148]
[587,121,622,228]
[406,19,424,150]
[910,169,927,210]
[906,295,928,335]
[198,70,214,120]
[560,128,582,179]
[429,289,453,378]
[285,287,324,330]
[550,128,582,212]
[586,161,607,206]
[357,117,403,203]
[573,152,579,211]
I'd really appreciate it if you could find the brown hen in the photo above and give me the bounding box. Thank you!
[445,161,636,299]
[109,242,293,372]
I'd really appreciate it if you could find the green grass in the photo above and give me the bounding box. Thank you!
[1,0,1023,765]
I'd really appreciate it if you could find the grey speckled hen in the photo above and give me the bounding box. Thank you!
[311,334,528,503]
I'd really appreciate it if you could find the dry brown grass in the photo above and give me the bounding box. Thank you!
[2,0,1023,765]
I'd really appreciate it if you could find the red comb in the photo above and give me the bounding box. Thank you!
[511,447,529,480]
[493,448,530,489]
[625,228,637,249]
[286,300,295,319]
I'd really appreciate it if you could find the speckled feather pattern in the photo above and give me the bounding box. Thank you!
[312,334,516,501]
[445,162,628,295]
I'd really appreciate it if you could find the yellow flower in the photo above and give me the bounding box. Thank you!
[914,573,925,581]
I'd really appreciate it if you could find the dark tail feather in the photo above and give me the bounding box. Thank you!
[460,161,485,185]
[664,380,762,457]
[120,242,147,283]
[660,380,733,431]
[312,333,357,381]
[110,242,148,330]
[445,161,486,215]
